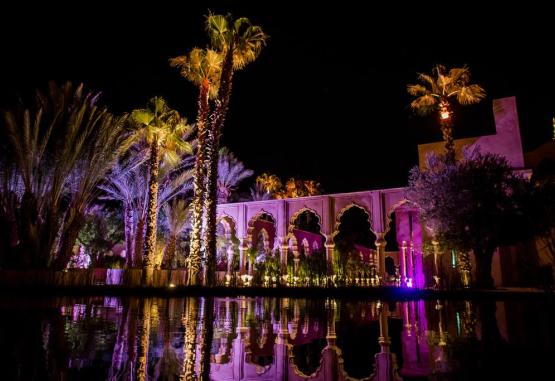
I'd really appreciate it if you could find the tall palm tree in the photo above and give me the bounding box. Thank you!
[131,97,191,283]
[407,65,486,162]
[170,48,222,286]
[203,13,268,285]
[217,147,253,203]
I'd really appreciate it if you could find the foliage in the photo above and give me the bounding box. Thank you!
[407,148,532,287]
[407,65,486,116]
[254,173,321,199]
[217,147,253,203]
[76,206,124,267]
[0,82,133,269]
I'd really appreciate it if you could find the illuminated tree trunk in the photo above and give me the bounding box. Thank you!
[439,100,455,163]
[163,233,177,269]
[124,204,135,268]
[53,212,86,270]
[188,79,210,286]
[144,140,161,285]
[204,45,234,287]
[134,217,145,268]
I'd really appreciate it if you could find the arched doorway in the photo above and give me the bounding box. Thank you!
[247,212,278,284]
[288,209,326,285]
[333,205,377,285]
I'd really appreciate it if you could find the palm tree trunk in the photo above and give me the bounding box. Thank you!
[164,234,177,269]
[439,101,455,163]
[203,46,235,287]
[124,204,135,268]
[188,80,210,286]
[134,216,145,268]
[53,213,86,270]
[144,140,161,285]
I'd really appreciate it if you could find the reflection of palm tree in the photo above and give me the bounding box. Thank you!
[198,298,215,381]
[136,299,152,381]
[181,298,199,380]
[407,65,485,162]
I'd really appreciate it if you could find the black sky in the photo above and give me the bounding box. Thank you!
[1,2,554,193]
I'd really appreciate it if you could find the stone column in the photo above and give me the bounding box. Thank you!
[226,246,234,276]
[400,240,408,286]
[407,241,415,287]
[375,232,386,285]
[432,240,441,288]
[324,238,335,276]
[279,242,289,280]
[238,240,248,274]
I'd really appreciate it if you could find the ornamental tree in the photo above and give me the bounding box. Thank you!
[407,148,531,288]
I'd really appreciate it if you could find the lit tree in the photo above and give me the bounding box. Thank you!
[407,149,531,288]
[217,147,253,203]
[170,48,222,285]
[202,13,268,286]
[407,65,486,162]
[256,173,282,195]
[0,82,133,269]
[131,97,191,283]
[100,151,194,268]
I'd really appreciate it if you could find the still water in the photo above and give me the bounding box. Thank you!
[0,295,553,380]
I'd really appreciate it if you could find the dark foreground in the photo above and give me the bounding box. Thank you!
[1,294,554,380]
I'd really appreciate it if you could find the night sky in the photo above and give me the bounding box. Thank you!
[1,2,553,194]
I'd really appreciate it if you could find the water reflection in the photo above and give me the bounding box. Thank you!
[0,296,553,380]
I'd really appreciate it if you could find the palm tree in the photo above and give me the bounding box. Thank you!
[256,173,282,195]
[217,147,253,203]
[0,81,133,269]
[203,14,267,286]
[131,97,191,284]
[161,199,190,269]
[170,48,222,286]
[407,65,486,162]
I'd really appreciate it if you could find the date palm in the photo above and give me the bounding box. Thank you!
[407,65,486,162]
[170,48,222,285]
[131,97,191,283]
[217,147,253,203]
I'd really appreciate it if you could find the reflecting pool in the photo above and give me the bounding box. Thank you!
[0,296,553,380]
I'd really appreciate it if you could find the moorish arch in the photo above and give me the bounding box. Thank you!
[287,208,327,281]
[245,211,277,274]
[332,203,378,282]
[216,214,239,275]
[385,199,424,288]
